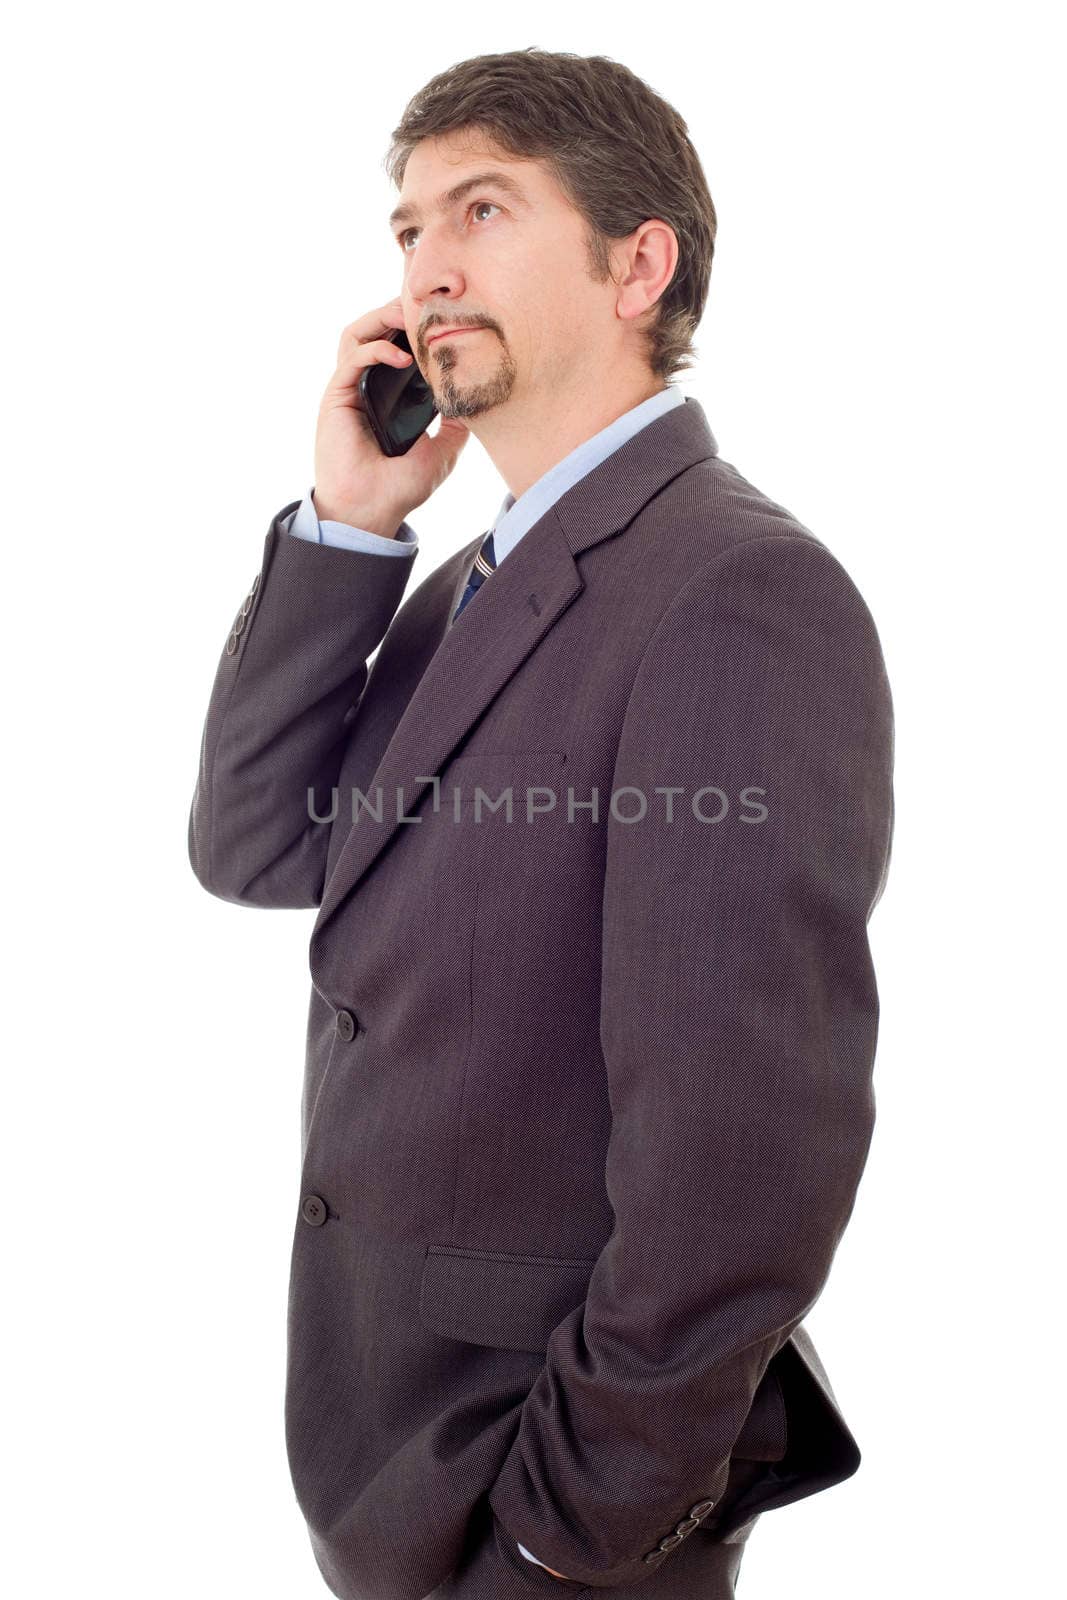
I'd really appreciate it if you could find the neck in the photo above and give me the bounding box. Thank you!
[469,372,668,500]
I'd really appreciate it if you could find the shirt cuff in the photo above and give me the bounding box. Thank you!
[285,487,418,554]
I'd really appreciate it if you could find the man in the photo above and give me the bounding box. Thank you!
[188,49,894,1600]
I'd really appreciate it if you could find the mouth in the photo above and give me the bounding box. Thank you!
[426,325,486,347]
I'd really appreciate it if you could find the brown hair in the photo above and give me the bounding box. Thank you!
[383,48,717,383]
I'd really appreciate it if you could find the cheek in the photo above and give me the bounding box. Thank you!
[511,291,576,369]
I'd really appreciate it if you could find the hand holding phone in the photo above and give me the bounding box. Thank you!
[312,299,470,537]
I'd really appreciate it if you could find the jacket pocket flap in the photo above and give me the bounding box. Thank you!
[420,1245,594,1353]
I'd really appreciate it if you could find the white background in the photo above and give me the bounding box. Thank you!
[4,3,1062,1595]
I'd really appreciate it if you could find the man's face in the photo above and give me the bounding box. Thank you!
[391,130,617,421]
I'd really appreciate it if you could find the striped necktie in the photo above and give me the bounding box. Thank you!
[452,530,497,622]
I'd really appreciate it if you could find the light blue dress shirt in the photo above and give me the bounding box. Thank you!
[284,381,684,1571]
[284,384,685,587]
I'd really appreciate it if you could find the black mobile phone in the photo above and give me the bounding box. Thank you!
[358,326,438,456]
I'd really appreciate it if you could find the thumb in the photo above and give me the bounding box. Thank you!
[420,414,471,472]
[435,415,471,450]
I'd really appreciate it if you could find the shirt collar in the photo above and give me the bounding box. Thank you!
[487,386,686,565]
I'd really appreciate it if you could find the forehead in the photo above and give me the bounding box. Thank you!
[388,135,548,230]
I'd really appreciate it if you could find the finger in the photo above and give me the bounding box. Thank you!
[337,302,407,361]
[332,337,413,388]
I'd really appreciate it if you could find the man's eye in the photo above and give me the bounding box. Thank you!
[400,200,501,251]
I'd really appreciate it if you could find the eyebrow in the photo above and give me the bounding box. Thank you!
[388,170,529,234]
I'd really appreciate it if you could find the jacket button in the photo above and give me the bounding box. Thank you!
[336,1008,357,1041]
[658,1534,683,1551]
[301,1194,327,1226]
[689,1499,716,1519]
[225,631,239,655]
[642,1551,666,1565]
[675,1518,699,1534]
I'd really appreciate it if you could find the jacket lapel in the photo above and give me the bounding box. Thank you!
[309,396,718,951]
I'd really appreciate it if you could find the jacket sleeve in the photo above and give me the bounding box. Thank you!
[187,499,418,909]
[488,533,895,1587]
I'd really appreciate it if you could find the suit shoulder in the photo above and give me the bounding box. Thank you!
[632,459,889,692]
[664,453,827,560]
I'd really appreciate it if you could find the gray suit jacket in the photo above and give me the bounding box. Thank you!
[188,396,894,1599]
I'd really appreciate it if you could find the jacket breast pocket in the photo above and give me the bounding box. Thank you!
[441,749,570,836]
[419,1244,595,1353]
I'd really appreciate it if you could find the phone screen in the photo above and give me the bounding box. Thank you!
[359,327,439,456]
